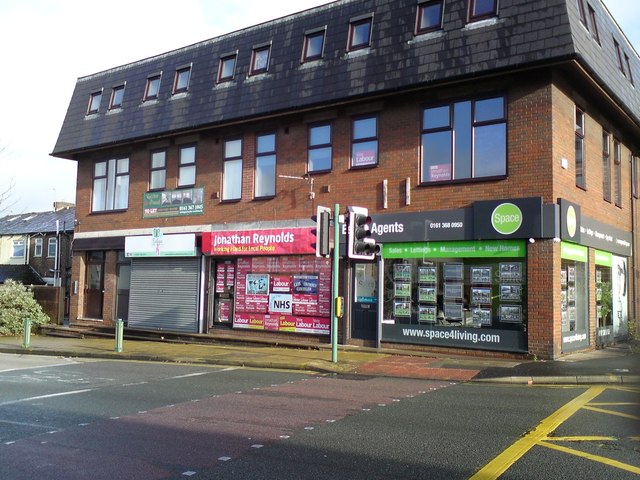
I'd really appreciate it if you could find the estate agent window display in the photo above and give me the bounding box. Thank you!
[383,257,526,331]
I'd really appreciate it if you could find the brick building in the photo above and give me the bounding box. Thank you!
[52,0,639,359]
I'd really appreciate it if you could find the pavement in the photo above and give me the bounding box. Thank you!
[0,330,638,385]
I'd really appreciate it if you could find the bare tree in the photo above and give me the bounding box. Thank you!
[0,144,17,215]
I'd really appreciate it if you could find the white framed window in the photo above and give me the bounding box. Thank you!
[34,238,43,257]
[92,158,130,212]
[308,123,332,173]
[149,150,166,191]
[223,138,243,201]
[178,145,196,187]
[351,116,378,168]
[48,238,58,258]
[255,133,276,198]
[12,239,25,258]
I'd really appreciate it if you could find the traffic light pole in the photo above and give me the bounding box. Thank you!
[332,203,340,363]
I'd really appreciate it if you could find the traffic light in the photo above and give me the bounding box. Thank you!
[312,205,331,257]
[347,206,379,260]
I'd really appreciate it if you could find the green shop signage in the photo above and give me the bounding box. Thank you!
[560,242,588,262]
[383,240,526,259]
[491,203,523,235]
[594,249,613,267]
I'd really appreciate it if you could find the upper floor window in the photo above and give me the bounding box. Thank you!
[468,0,498,22]
[303,29,326,62]
[223,138,243,201]
[255,133,276,198]
[109,84,125,109]
[602,131,611,202]
[576,0,588,28]
[250,45,271,75]
[218,53,237,82]
[575,107,586,189]
[421,96,506,184]
[351,116,378,168]
[87,90,102,115]
[149,150,166,191]
[613,39,625,77]
[92,158,129,212]
[416,0,444,34]
[587,5,600,44]
[47,238,58,258]
[178,145,196,187]
[173,66,191,94]
[614,139,622,207]
[12,239,25,258]
[144,74,161,100]
[348,15,373,51]
[34,238,43,257]
[624,53,634,86]
[308,123,332,173]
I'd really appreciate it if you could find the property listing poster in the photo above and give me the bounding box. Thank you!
[233,256,331,335]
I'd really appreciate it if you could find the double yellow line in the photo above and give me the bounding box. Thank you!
[470,386,640,479]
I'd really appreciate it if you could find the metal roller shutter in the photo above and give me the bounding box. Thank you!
[128,257,200,332]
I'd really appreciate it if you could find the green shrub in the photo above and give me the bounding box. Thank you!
[0,280,50,336]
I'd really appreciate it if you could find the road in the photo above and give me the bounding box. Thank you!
[0,353,638,479]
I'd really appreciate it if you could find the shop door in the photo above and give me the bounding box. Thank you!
[115,253,131,324]
[84,251,104,319]
[351,262,378,340]
[209,259,236,328]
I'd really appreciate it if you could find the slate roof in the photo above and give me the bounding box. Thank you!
[52,0,640,158]
[0,208,75,235]
[0,265,46,285]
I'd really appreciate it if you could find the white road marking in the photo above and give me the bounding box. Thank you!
[0,388,93,407]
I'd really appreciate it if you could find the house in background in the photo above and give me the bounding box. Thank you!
[0,203,75,288]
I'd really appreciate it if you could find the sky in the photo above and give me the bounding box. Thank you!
[0,0,638,216]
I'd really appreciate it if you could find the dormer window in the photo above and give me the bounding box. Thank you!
[144,74,161,100]
[348,15,373,51]
[416,0,444,34]
[587,4,600,44]
[87,90,102,115]
[468,0,498,22]
[302,28,325,62]
[251,44,271,75]
[218,53,237,82]
[109,84,125,109]
[173,66,191,94]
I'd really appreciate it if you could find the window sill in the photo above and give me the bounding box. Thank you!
[90,209,129,215]
[418,174,507,187]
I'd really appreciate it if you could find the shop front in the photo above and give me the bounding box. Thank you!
[202,226,332,337]
[363,197,556,354]
[124,232,203,333]
[381,239,528,352]
[559,199,632,352]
